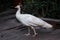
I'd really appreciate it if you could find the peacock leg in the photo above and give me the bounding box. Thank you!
[30,26,37,37]
[24,27,30,36]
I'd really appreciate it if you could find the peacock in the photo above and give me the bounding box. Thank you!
[15,3,53,37]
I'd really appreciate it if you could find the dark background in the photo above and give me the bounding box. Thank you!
[0,0,60,19]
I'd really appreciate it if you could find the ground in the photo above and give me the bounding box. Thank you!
[1,28,60,40]
[0,9,60,40]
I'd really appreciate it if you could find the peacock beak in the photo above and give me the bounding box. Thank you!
[15,6,17,8]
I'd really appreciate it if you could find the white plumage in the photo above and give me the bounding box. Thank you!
[15,4,53,37]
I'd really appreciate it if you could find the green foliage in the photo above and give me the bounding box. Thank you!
[22,0,58,19]
[0,0,59,19]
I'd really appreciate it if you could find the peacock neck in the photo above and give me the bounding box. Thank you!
[16,8,21,16]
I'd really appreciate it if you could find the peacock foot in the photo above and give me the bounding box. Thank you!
[33,33,38,37]
[24,33,30,36]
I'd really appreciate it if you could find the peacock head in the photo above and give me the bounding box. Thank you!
[15,3,22,9]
